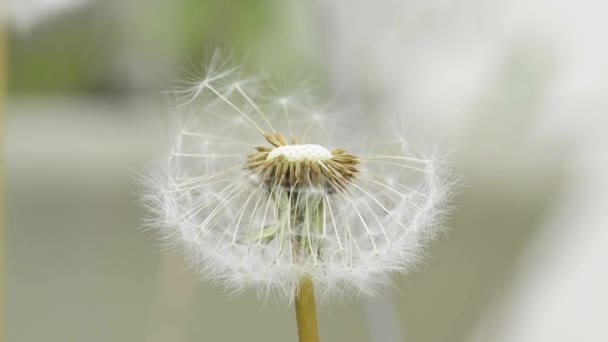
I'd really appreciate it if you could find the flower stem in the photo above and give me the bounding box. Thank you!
[295,276,320,342]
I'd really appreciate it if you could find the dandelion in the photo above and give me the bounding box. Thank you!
[140,55,454,342]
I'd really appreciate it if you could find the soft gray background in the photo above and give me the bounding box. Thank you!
[6,1,608,341]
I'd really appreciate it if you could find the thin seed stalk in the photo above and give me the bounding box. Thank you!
[295,276,319,342]
[292,196,322,342]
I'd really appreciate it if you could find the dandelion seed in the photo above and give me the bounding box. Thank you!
[140,57,455,307]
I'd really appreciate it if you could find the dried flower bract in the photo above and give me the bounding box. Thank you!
[247,133,359,192]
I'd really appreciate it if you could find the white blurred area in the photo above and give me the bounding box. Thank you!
[6,0,608,341]
[314,0,608,341]
[471,121,608,341]
[6,0,93,33]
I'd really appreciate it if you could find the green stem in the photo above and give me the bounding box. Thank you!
[295,276,320,342]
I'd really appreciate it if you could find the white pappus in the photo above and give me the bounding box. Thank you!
[140,56,456,302]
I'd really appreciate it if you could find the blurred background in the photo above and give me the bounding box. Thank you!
[4,0,608,341]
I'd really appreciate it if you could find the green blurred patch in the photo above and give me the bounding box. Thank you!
[9,0,321,95]
[9,8,119,93]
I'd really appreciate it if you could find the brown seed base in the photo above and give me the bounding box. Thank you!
[246,133,359,192]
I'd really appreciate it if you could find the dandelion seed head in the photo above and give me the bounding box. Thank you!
[141,55,456,302]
